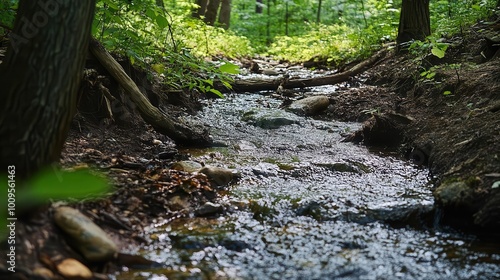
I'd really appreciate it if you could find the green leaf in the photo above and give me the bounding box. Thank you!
[222,81,233,89]
[219,62,240,74]
[431,47,445,59]
[156,15,169,29]
[102,0,119,10]
[443,90,452,95]
[23,169,110,203]
[209,88,225,98]
[203,79,214,86]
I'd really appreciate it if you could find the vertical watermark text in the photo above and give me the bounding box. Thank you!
[6,165,16,272]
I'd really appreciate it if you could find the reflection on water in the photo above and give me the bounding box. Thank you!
[115,92,500,280]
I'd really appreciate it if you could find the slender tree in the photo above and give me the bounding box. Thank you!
[192,0,208,18]
[218,0,232,29]
[256,0,263,14]
[397,0,430,50]
[316,0,322,23]
[0,0,96,178]
[156,0,165,8]
[204,0,222,25]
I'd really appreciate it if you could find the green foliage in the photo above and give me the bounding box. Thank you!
[233,0,401,63]
[93,0,248,96]
[1,168,110,240]
[0,0,17,33]
[431,0,496,38]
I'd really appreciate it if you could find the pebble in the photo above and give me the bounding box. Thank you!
[56,258,92,279]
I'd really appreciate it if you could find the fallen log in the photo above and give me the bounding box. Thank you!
[89,38,210,146]
[221,48,388,93]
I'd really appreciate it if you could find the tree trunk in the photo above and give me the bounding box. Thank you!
[397,0,430,50]
[192,0,208,18]
[218,0,231,29]
[156,0,165,8]
[256,0,263,14]
[89,38,211,146]
[0,0,96,179]
[204,0,221,26]
[316,0,322,23]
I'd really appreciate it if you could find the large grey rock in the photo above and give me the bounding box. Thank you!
[241,109,301,129]
[54,206,118,262]
[288,95,330,115]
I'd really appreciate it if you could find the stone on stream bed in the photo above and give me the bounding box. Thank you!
[241,108,301,129]
[195,202,224,216]
[54,206,118,262]
[171,160,203,172]
[56,258,93,279]
[199,166,238,186]
[287,95,330,116]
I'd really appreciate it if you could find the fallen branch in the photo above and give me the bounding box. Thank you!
[89,38,210,146]
[220,48,389,93]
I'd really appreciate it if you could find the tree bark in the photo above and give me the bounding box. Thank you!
[256,0,263,14]
[218,49,387,93]
[156,0,165,8]
[192,0,208,18]
[88,38,211,146]
[204,0,221,26]
[316,0,322,23]
[218,0,231,29]
[0,0,96,178]
[397,0,430,50]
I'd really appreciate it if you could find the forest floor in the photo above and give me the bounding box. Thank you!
[1,18,499,280]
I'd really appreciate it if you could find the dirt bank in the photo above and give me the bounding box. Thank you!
[327,20,500,230]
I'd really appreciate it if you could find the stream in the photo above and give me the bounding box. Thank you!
[116,75,500,279]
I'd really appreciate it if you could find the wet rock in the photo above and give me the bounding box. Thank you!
[54,206,118,262]
[195,202,224,216]
[56,258,92,279]
[199,166,237,186]
[262,68,280,76]
[314,161,370,174]
[158,149,177,159]
[295,201,324,221]
[171,161,203,172]
[252,162,279,177]
[235,140,258,151]
[361,113,414,146]
[241,109,301,129]
[434,181,475,209]
[167,195,191,211]
[288,95,330,116]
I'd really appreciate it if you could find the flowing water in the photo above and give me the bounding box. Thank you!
[116,82,500,279]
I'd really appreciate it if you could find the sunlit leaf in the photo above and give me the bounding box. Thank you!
[431,47,445,58]
[156,15,169,29]
[443,90,452,95]
[152,63,165,73]
[219,62,240,74]
[209,88,225,98]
